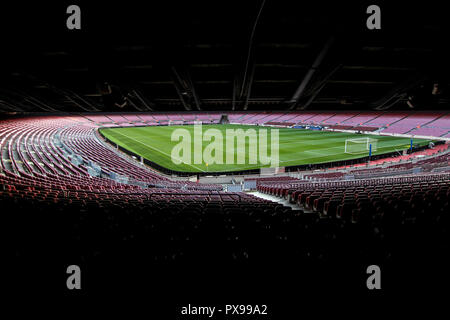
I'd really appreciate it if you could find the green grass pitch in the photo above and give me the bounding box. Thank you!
[99,124,432,173]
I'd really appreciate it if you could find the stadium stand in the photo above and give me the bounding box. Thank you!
[264,121,296,127]
[2,112,449,261]
[351,126,379,132]
[382,112,443,134]
[322,112,356,125]
[4,0,450,303]
[327,125,355,130]
[251,169,450,252]
[303,112,336,124]
[340,112,383,126]
[364,112,407,127]
[296,145,449,181]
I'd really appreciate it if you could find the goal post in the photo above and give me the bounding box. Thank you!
[344,137,378,154]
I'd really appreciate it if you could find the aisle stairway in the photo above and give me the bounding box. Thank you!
[249,191,303,211]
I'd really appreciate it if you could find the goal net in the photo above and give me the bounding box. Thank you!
[344,137,378,154]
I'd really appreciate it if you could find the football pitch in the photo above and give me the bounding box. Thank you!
[99,124,433,173]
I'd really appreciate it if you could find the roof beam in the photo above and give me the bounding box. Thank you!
[232,77,238,111]
[288,37,334,110]
[127,89,155,111]
[298,64,342,110]
[234,0,266,111]
[170,66,202,111]
[243,64,256,110]
[369,74,428,110]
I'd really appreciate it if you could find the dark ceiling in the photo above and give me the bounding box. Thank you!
[1,0,449,113]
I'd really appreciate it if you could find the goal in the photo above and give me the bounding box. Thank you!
[344,137,378,154]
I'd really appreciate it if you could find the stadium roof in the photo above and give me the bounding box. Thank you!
[1,0,450,112]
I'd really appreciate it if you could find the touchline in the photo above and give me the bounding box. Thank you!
[170,123,279,167]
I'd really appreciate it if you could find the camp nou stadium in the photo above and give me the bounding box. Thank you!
[3,0,450,306]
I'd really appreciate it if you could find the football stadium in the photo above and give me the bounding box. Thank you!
[3,0,450,308]
[99,123,435,173]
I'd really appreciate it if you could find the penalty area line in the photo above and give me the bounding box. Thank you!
[109,130,205,172]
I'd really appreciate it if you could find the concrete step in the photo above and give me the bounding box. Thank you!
[248,191,303,210]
